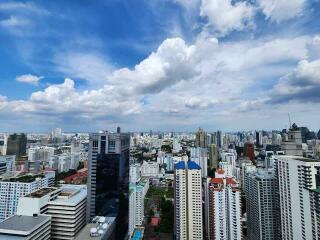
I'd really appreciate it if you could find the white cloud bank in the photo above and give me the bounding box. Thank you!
[16,74,43,85]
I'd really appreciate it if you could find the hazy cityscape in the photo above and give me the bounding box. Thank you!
[1,0,320,239]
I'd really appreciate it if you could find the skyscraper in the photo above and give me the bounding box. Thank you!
[255,131,263,148]
[244,169,281,240]
[275,155,320,240]
[244,143,255,164]
[6,133,27,157]
[87,130,130,239]
[209,144,218,170]
[174,161,202,240]
[206,169,242,240]
[196,128,207,148]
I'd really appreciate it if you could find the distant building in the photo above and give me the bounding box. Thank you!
[244,143,255,164]
[174,161,202,240]
[0,215,51,240]
[196,128,207,148]
[87,130,130,239]
[140,161,159,177]
[281,126,303,156]
[6,133,27,157]
[209,144,218,170]
[0,155,15,175]
[190,147,207,177]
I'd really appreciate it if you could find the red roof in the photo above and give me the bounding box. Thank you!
[211,178,223,184]
[151,217,160,226]
[226,178,237,185]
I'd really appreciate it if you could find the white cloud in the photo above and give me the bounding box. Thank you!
[54,52,113,87]
[108,38,197,94]
[16,74,43,85]
[200,0,255,36]
[0,16,29,28]
[0,2,50,15]
[258,0,306,23]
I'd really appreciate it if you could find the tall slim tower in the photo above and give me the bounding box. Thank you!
[196,128,207,148]
[87,129,130,239]
[207,169,242,240]
[174,161,203,240]
[244,169,281,240]
[6,133,27,157]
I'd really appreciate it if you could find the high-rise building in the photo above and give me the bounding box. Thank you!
[0,172,55,221]
[0,155,15,175]
[196,128,207,148]
[190,147,207,177]
[174,161,202,240]
[244,169,281,240]
[209,144,218,170]
[216,131,223,148]
[275,155,320,240]
[6,133,27,157]
[255,131,263,148]
[244,143,255,164]
[281,127,303,156]
[206,170,242,240]
[87,130,130,239]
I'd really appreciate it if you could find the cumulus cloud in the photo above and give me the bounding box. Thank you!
[258,0,306,23]
[200,0,255,36]
[270,59,320,103]
[108,38,198,94]
[16,74,43,85]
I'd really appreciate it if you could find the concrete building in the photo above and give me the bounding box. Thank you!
[281,128,303,156]
[174,161,202,240]
[0,215,51,240]
[209,144,218,170]
[28,147,55,162]
[0,172,55,221]
[244,169,281,240]
[87,130,130,239]
[275,155,320,240]
[196,128,207,148]
[17,185,87,240]
[0,155,15,175]
[190,147,207,178]
[49,153,79,173]
[207,170,242,240]
[6,133,27,158]
[140,161,159,177]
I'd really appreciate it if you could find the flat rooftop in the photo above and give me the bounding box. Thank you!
[1,173,45,183]
[25,187,58,198]
[75,216,116,240]
[49,185,87,206]
[0,215,50,235]
[277,155,320,163]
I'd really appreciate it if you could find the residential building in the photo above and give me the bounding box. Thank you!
[174,161,202,240]
[190,147,207,177]
[207,170,242,240]
[275,155,320,240]
[0,155,15,175]
[140,161,159,177]
[209,144,218,170]
[281,127,303,156]
[244,169,281,240]
[196,128,207,148]
[0,172,55,221]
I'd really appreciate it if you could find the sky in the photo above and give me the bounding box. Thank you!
[0,0,320,132]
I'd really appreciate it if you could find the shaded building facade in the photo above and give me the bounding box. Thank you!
[87,130,130,239]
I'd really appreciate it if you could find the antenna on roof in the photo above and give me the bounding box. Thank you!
[288,113,292,129]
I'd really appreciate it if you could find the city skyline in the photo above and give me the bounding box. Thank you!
[1,0,320,131]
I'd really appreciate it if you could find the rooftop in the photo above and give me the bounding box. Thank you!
[25,188,58,198]
[277,155,320,163]
[1,173,45,183]
[75,216,116,240]
[0,215,50,235]
[49,185,87,206]
[174,160,201,170]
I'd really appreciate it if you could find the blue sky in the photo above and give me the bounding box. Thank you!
[0,0,320,132]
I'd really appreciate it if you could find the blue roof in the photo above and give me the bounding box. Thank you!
[174,161,186,170]
[187,161,201,170]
